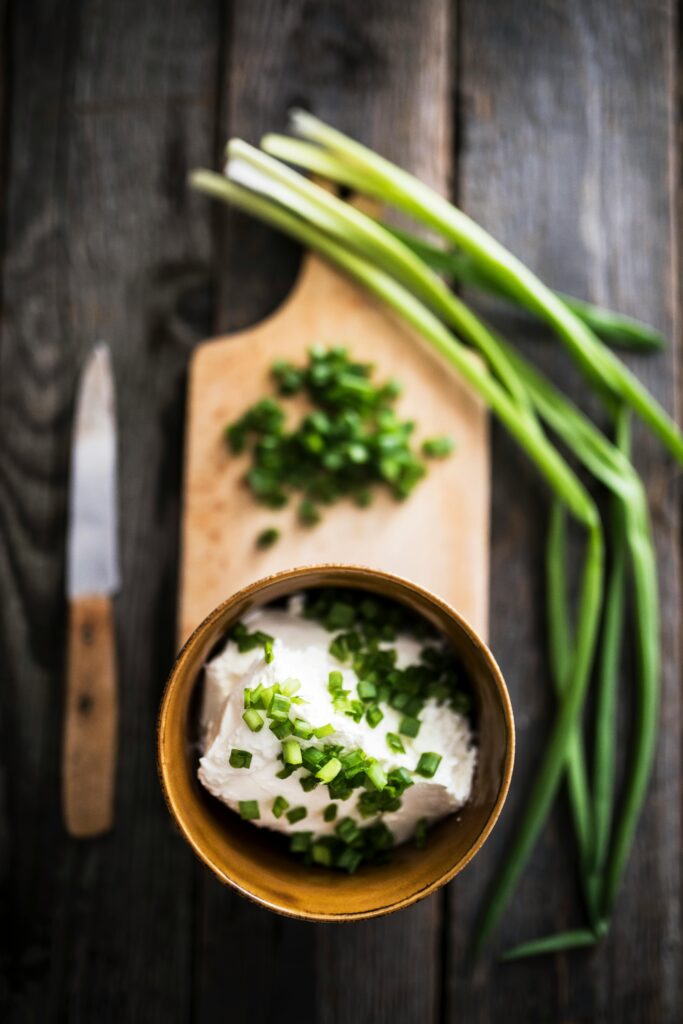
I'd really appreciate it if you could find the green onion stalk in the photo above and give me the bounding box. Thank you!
[383,227,665,353]
[497,346,659,955]
[263,112,682,460]
[190,118,675,956]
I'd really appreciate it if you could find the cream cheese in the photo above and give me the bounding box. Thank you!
[198,599,476,846]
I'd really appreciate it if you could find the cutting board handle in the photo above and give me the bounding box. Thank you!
[62,594,118,837]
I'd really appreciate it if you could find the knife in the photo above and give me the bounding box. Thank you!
[63,343,120,837]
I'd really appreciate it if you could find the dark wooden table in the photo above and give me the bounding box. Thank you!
[1,1,680,1021]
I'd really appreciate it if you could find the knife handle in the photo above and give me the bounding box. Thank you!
[63,594,118,837]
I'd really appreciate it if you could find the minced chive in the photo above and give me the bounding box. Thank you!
[242,709,264,732]
[313,723,335,739]
[272,795,289,818]
[269,692,291,720]
[302,747,326,771]
[416,752,442,778]
[290,831,313,852]
[316,757,342,783]
[390,692,410,711]
[256,527,280,549]
[399,715,420,738]
[365,762,388,791]
[300,774,318,792]
[357,680,377,701]
[311,843,333,866]
[324,803,338,822]
[282,739,302,765]
[286,806,307,825]
[293,718,313,739]
[335,817,361,844]
[249,683,263,708]
[422,436,455,458]
[229,748,252,769]
[326,601,355,629]
[328,670,344,692]
[386,732,406,754]
[415,817,428,849]
[298,498,321,526]
[269,719,292,739]
[238,800,259,820]
[365,705,384,728]
[336,847,363,873]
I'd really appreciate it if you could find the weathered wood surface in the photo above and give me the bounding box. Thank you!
[0,1,680,1022]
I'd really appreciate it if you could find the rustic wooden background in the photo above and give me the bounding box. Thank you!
[1,1,680,1021]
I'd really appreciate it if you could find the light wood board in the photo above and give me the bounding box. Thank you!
[179,254,490,645]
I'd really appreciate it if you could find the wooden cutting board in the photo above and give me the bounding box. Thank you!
[178,254,490,645]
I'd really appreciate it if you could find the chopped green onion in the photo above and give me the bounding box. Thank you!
[272,795,289,818]
[254,528,278,552]
[286,806,307,825]
[269,692,291,720]
[302,747,326,772]
[242,709,264,733]
[335,817,361,844]
[415,817,428,848]
[313,723,335,739]
[365,762,388,791]
[282,739,302,765]
[290,831,313,852]
[324,803,338,822]
[311,843,333,866]
[300,774,318,792]
[399,715,420,738]
[260,685,275,711]
[292,718,313,739]
[269,719,292,740]
[328,670,344,693]
[416,752,442,778]
[365,705,384,728]
[386,732,405,754]
[336,847,363,873]
[229,748,252,769]
[422,436,455,458]
[316,757,342,783]
[298,499,321,526]
[238,800,259,820]
[357,680,377,701]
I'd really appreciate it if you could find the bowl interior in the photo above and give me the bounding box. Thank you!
[158,567,514,921]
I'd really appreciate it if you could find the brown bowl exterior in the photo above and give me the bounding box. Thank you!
[158,565,514,922]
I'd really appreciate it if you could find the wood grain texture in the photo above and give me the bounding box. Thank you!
[192,3,455,1024]
[63,595,118,837]
[180,254,489,644]
[447,1,682,1022]
[0,0,221,1019]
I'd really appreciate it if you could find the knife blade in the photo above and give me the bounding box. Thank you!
[63,343,119,837]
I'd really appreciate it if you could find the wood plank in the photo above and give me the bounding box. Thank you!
[0,0,220,1019]
[193,3,455,1023]
[448,1,681,1021]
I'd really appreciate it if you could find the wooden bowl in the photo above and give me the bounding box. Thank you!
[158,565,514,921]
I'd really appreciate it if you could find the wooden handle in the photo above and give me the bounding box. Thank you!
[63,594,118,837]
